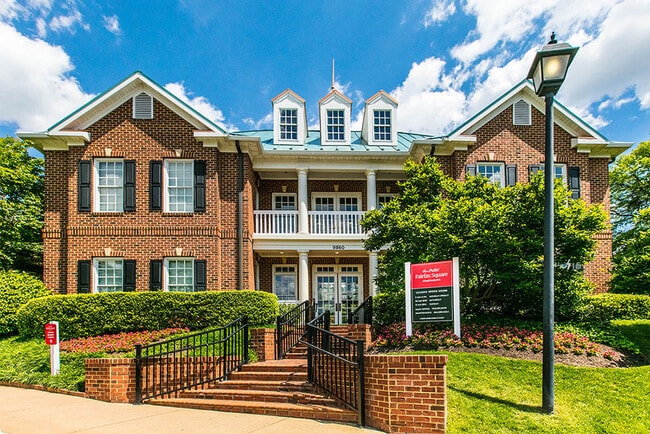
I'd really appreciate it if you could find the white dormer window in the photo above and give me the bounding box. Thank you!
[513,99,531,125]
[373,110,392,141]
[133,92,153,119]
[272,89,307,145]
[280,109,298,141]
[327,110,345,141]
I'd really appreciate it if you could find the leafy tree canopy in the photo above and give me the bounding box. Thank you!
[362,156,607,319]
[610,140,650,294]
[0,137,44,274]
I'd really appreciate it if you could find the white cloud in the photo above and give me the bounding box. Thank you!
[0,22,93,132]
[102,14,121,37]
[0,0,23,21]
[49,8,87,33]
[243,112,273,130]
[164,81,231,130]
[423,0,456,27]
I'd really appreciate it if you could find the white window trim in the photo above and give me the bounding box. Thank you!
[93,158,124,213]
[273,264,298,302]
[272,193,297,210]
[477,162,506,187]
[279,108,299,141]
[373,109,392,142]
[164,257,194,292]
[93,257,123,294]
[538,163,568,184]
[163,159,194,213]
[311,192,362,211]
[377,193,397,209]
[326,109,346,142]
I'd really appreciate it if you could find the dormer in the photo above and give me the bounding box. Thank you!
[272,89,308,145]
[361,90,398,146]
[319,88,352,146]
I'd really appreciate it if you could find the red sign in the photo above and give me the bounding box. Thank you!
[44,323,58,345]
[410,260,453,289]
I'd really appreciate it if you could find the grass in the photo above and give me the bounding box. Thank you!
[445,352,650,433]
[611,319,650,356]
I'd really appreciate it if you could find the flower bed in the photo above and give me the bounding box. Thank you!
[371,323,606,359]
[60,328,189,354]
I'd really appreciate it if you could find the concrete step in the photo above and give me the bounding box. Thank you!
[209,380,315,392]
[179,388,338,406]
[147,397,359,424]
[228,370,308,382]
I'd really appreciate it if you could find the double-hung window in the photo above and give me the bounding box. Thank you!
[273,265,297,302]
[94,258,123,293]
[327,109,345,141]
[165,258,194,292]
[477,163,505,187]
[280,109,298,140]
[377,193,396,209]
[373,110,392,141]
[95,159,123,212]
[164,160,194,212]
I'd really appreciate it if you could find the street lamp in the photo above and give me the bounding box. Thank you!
[526,32,578,414]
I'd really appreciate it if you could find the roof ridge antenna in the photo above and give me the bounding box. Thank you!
[331,58,335,90]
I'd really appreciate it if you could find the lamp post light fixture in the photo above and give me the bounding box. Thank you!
[526,33,578,414]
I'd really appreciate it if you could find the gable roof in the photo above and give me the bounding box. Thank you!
[439,80,632,159]
[319,88,353,105]
[19,71,227,151]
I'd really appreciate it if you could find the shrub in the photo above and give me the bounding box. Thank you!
[0,270,51,336]
[582,293,650,322]
[16,290,279,339]
[373,291,406,328]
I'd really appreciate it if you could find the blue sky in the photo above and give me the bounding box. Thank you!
[1,1,648,151]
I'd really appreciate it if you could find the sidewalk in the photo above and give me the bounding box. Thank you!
[0,386,381,434]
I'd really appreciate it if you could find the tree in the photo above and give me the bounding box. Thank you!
[362,156,607,319]
[0,137,44,274]
[610,140,650,294]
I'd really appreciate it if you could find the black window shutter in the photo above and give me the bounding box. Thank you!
[568,166,581,199]
[77,260,91,293]
[124,160,136,212]
[78,160,91,212]
[505,164,517,186]
[465,164,477,177]
[194,260,207,291]
[194,160,206,212]
[123,260,136,292]
[528,164,542,180]
[150,161,162,211]
[150,260,163,290]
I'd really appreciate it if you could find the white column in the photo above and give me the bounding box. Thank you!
[298,249,310,302]
[366,170,377,211]
[369,252,379,296]
[297,168,309,234]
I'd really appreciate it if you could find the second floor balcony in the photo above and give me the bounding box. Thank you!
[254,210,366,236]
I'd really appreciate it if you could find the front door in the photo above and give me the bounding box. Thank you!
[314,266,362,324]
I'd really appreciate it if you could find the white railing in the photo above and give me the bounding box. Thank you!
[253,210,366,235]
[309,211,365,235]
[254,210,298,234]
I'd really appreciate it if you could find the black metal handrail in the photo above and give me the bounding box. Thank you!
[276,300,313,359]
[348,296,373,325]
[135,316,249,403]
[306,311,365,426]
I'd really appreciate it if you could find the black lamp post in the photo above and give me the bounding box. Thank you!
[526,32,578,414]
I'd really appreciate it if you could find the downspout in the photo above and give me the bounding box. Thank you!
[235,140,244,290]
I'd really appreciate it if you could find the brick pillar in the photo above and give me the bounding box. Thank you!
[365,354,447,433]
[250,327,276,361]
[84,358,137,403]
[347,324,373,350]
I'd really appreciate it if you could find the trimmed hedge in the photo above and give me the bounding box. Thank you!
[16,290,279,340]
[582,293,650,322]
[0,270,51,336]
[373,291,406,328]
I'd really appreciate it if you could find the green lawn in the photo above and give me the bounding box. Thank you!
[446,352,650,433]
[611,319,650,356]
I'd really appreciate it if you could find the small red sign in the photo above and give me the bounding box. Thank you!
[411,260,453,289]
[44,323,58,345]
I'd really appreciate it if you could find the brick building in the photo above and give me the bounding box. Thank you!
[20,72,629,323]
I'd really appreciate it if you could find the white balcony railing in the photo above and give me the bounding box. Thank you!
[253,210,365,235]
[254,210,298,234]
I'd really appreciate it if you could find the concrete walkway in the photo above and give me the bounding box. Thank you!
[0,386,381,434]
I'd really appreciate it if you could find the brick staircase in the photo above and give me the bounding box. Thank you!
[147,343,358,424]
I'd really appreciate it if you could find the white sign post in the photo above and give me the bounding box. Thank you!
[44,321,60,376]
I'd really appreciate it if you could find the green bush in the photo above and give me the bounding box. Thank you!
[373,291,406,328]
[16,290,279,340]
[0,270,51,336]
[582,293,650,322]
